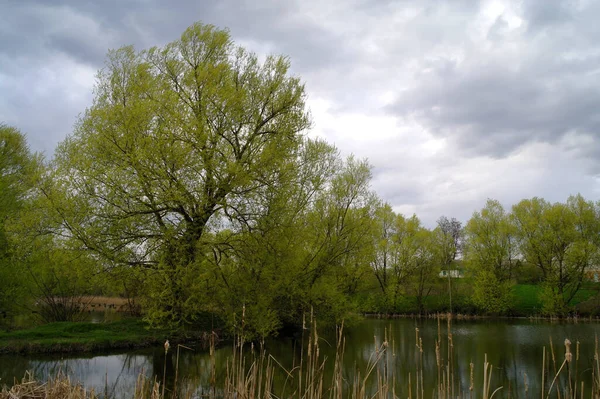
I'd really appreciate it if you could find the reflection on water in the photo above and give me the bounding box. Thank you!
[1,318,599,398]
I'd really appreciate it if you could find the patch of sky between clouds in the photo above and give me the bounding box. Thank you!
[307,96,445,154]
[373,138,598,227]
[477,0,524,36]
[235,38,275,63]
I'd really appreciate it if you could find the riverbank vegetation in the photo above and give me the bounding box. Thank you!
[2,22,600,341]
[0,314,226,354]
[0,319,157,354]
[0,318,209,354]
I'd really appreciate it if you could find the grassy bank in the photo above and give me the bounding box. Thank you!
[0,318,218,354]
[512,283,600,315]
[360,281,600,316]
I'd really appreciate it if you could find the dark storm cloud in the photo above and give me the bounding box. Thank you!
[522,0,575,31]
[2,0,352,70]
[0,0,354,154]
[390,58,600,157]
[385,0,600,159]
[3,0,600,224]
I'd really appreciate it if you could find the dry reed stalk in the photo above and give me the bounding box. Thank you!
[590,335,600,399]
[329,322,345,399]
[0,371,97,399]
[566,339,573,398]
[171,344,193,399]
[469,362,474,399]
[415,327,420,399]
[543,346,547,399]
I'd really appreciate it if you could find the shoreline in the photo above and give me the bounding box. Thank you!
[0,319,221,355]
[3,312,600,356]
[362,311,600,322]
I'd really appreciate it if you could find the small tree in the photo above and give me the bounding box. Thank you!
[472,270,513,314]
[435,216,463,313]
[464,199,517,313]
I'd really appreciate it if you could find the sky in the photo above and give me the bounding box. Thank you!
[2,0,600,226]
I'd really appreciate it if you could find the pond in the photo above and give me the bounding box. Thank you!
[1,317,599,398]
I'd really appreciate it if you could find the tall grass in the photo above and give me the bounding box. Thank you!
[3,313,600,398]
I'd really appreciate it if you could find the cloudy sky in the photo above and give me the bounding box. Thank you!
[2,0,600,226]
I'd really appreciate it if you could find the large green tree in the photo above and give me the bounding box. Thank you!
[48,23,343,328]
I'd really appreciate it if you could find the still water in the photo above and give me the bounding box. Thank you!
[1,318,599,398]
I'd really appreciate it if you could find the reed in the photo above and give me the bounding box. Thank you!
[0,371,97,399]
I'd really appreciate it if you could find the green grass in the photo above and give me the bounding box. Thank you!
[0,317,219,354]
[0,319,163,354]
[511,283,600,316]
[511,284,542,315]
[570,285,598,304]
[362,282,600,317]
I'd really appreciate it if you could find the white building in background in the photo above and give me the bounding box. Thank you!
[439,270,464,278]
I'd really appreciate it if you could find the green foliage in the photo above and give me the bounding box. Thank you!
[210,154,376,337]
[464,199,518,279]
[434,216,463,313]
[370,204,439,313]
[465,200,516,313]
[49,22,314,329]
[472,270,513,314]
[512,195,600,315]
[537,284,563,315]
[0,124,43,324]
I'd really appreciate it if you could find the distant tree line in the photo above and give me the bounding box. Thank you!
[1,22,598,336]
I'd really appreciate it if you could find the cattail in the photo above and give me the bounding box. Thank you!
[565,338,572,363]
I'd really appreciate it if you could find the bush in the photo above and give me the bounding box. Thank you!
[472,271,513,314]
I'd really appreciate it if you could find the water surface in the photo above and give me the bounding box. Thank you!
[1,318,598,398]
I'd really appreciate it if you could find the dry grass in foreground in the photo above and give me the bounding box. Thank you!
[0,372,97,399]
